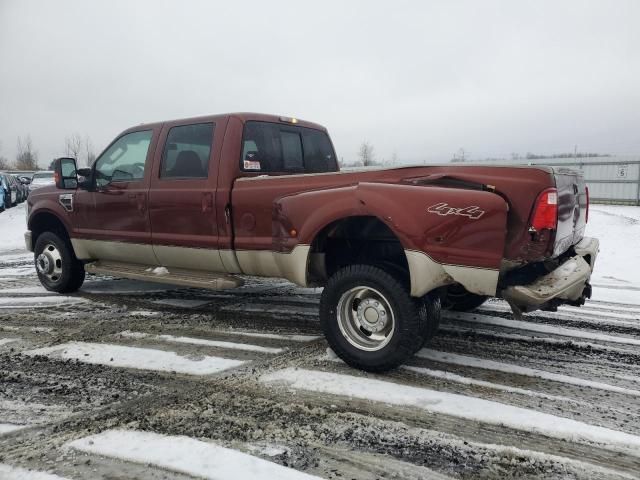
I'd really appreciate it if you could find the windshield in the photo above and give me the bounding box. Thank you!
[32,172,55,183]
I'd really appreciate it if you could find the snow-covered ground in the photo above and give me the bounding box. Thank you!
[0,203,28,254]
[1,203,639,479]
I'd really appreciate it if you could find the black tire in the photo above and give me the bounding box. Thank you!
[34,231,85,293]
[416,291,441,349]
[442,284,487,312]
[320,264,423,372]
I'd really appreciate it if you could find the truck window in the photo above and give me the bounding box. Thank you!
[94,130,152,187]
[240,121,337,174]
[161,123,214,179]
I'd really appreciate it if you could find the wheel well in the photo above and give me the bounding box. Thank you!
[308,216,409,286]
[30,212,69,247]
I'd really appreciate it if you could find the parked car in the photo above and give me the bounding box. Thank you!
[28,171,55,195]
[12,174,28,203]
[1,174,17,207]
[0,182,5,211]
[25,113,598,372]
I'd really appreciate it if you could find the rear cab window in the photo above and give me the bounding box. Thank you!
[240,121,337,174]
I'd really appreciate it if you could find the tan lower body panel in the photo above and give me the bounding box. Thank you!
[405,250,498,297]
[71,239,310,288]
[71,239,496,297]
[71,239,159,265]
[234,246,310,287]
[153,244,226,272]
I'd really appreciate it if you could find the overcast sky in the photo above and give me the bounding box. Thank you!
[1,0,639,167]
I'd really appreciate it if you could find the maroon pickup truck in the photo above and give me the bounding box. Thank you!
[25,113,599,371]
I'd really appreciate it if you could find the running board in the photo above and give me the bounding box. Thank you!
[84,261,244,290]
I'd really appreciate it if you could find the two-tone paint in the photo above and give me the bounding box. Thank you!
[26,113,587,301]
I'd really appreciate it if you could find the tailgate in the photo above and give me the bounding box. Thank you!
[553,167,587,257]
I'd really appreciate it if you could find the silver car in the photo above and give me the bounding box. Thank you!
[29,170,55,194]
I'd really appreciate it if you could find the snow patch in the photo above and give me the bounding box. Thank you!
[217,330,321,342]
[67,429,321,479]
[403,366,579,404]
[260,368,640,456]
[0,296,85,309]
[0,286,52,295]
[0,423,26,435]
[25,342,245,375]
[0,338,18,346]
[118,331,285,354]
[147,266,169,275]
[0,464,71,480]
[126,310,160,317]
[0,267,34,277]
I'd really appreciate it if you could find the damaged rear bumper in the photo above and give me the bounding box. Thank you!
[501,237,599,314]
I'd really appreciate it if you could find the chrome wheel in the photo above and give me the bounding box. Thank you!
[337,286,395,351]
[36,243,63,283]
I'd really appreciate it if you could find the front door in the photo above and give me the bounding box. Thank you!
[148,121,224,271]
[73,128,159,265]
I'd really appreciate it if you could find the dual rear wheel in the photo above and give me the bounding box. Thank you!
[320,264,440,372]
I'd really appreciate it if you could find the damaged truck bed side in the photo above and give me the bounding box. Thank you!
[26,113,598,371]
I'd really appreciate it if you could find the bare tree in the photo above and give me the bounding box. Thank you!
[358,141,375,167]
[85,134,96,165]
[65,133,83,162]
[0,141,9,170]
[15,135,39,170]
[451,147,466,163]
[63,133,96,166]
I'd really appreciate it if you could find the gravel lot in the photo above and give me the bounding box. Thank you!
[1,204,639,479]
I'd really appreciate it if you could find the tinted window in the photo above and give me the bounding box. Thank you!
[161,123,214,179]
[240,121,337,174]
[94,130,152,187]
[281,131,303,171]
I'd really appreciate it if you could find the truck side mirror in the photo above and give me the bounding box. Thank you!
[53,157,79,190]
[76,167,93,190]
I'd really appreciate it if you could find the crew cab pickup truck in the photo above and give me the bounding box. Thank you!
[25,113,599,371]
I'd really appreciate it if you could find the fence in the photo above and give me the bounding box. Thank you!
[468,156,640,206]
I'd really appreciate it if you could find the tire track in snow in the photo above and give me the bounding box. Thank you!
[444,311,640,346]
[260,367,640,457]
[416,349,640,397]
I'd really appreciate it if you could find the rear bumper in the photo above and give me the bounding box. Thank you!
[501,237,599,312]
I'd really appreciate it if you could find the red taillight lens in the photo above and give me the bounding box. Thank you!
[531,188,558,231]
[585,186,589,223]
[54,171,60,186]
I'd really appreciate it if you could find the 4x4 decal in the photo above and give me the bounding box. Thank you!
[427,202,485,220]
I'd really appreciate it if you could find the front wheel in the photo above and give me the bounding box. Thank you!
[320,264,424,372]
[34,231,85,293]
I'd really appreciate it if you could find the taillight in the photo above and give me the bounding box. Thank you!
[585,186,589,223]
[531,187,558,231]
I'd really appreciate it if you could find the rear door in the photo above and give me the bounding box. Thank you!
[148,120,226,271]
[553,168,587,256]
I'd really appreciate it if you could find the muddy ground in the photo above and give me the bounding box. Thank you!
[1,251,640,479]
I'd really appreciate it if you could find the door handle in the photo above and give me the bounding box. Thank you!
[202,192,213,213]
